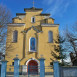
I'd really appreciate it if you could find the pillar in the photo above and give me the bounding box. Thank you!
[1,60,8,77]
[39,57,45,77]
[53,61,60,77]
[13,57,20,77]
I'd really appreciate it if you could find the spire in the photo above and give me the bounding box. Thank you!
[33,0,34,7]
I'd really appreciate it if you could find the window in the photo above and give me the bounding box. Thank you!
[48,31,53,43]
[44,19,48,24]
[12,62,14,66]
[12,30,18,42]
[31,17,35,23]
[30,37,36,52]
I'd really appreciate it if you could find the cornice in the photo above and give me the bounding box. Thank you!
[41,24,59,27]
[7,23,25,26]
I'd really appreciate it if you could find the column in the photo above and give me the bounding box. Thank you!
[13,56,20,77]
[39,57,45,77]
[53,61,60,77]
[1,60,8,77]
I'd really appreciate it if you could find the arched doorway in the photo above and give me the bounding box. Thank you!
[27,60,38,75]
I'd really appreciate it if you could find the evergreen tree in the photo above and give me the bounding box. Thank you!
[50,35,68,66]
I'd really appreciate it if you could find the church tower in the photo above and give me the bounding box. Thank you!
[5,6,59,72]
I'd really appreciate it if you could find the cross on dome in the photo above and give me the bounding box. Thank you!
[33,0,35,7]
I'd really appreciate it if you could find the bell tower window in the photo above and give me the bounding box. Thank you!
[48,31,53,43]
[12,30,18,42]
[31,17,35,23]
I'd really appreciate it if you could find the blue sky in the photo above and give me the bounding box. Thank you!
[0,0,77,34]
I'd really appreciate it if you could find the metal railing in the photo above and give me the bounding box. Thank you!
[6,65,54,77]
[6,65,14,77]
[45,66,53,77]
[19,65,40,77]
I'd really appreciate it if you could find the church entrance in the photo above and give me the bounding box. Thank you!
[27,60,38,75]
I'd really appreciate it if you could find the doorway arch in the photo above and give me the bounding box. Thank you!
[27,59,39,74]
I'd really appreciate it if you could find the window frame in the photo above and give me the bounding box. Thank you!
[12,30,18,43]
[31,17,35,23]
[29,37,37,52]
[48,31,53,43]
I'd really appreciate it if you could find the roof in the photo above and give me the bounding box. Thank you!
[16,13,50,16]
[12,17,22,20]
[48,17,55,20]
[16,13,26,16]
[24,7,43,11]
[40,13,50,16]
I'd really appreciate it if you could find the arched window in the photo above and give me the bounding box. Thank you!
[30,37,36,51]
[31,17,35,23]
[12,30,18,42]
[48,31,53,43]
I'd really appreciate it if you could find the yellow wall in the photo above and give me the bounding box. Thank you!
[5,8,59,72]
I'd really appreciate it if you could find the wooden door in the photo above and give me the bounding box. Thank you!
[28,60,38,74]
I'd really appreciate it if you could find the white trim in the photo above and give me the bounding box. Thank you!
[29,37,37,52]
[26,58,39,66]
[31,17,35,23]
[41,24,59,27]
[8,23,25,26]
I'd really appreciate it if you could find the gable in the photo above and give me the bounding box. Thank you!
[22,26,42,33]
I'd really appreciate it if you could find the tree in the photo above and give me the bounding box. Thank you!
[55,36,66,63]
[50,35,68,66]
[65,23,77,66]
[0,4,12,56]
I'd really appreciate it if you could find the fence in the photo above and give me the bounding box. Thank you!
[19,65,53,77]
[53,61,77,77]
[19,65,40,77]
[0,57,54,77]
[3,58,77,77]
[6,65,14,77]
[45,66,53,77]
[60,66,77,77]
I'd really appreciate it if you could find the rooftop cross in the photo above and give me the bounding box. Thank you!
[33,0,35,7]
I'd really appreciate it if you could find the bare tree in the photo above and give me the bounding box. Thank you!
[0,4,12,58]
[65,23,77,65]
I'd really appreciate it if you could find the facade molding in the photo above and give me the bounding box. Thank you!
[41,24,59,27]
[26,58,39,66]
[7,23,25,26]
[22,26,43,33]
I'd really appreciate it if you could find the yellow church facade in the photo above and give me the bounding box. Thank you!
[5,7,59,72]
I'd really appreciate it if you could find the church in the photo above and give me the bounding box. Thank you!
[5,6,59,73]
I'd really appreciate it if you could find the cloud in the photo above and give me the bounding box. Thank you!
[43,0,70,17]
